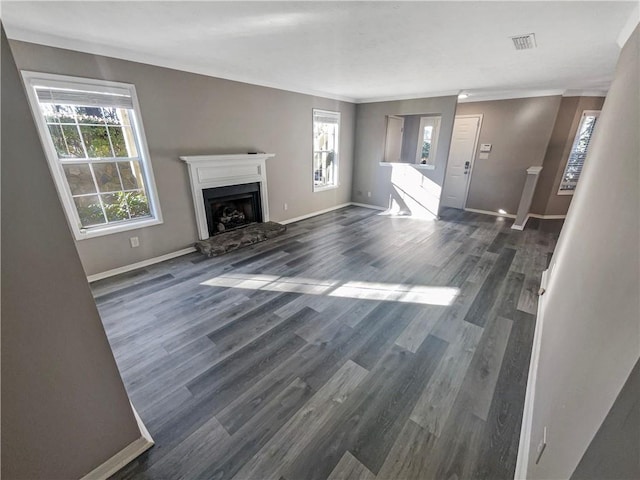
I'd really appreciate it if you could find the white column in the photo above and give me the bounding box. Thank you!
[512,166,543,230]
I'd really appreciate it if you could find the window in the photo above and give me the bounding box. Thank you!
[558,110,600,194]
[313,109,340,191]
[415,116,441,168]
[22,72,162,239]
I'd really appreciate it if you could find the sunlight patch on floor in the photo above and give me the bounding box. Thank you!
[201,273,459,306]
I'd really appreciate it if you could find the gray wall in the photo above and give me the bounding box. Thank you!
[9,40,356,276]
[456,96,561,215]
[399,114,421,163]
[1,29,141,479]
[526,24,639,479]
[571,359,640,480]
[352,96,457,209]
[531,95,606,216]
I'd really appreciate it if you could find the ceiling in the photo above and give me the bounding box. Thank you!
[2,1,637,103]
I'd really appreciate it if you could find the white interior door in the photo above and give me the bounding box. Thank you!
[442,115,482,209]
[384,115,404,163]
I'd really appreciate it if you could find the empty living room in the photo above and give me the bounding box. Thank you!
[2,2,638,480]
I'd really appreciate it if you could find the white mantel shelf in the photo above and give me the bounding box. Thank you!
[180,153,275,164]
[179,153,276,240]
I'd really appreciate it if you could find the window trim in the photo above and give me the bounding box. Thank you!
[21,71,163,240]
[557,110,601,196]
[414,115,441,169]
[312,108,340,193]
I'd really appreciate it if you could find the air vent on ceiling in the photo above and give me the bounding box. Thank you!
[511,33,537,50]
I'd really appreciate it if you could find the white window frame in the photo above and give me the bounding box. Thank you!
[312,109,340,192]
[21,71,163,240]
[414,116,441,169]
[558,110,600,196]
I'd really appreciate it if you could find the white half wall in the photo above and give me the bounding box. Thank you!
[523,24,639,479]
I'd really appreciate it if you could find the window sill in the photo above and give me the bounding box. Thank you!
[379,162,436,170]
[74,217,163,241]
[557,190,575,196]
[313,184,339,193]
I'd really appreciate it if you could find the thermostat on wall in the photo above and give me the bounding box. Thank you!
[480,143,492,152]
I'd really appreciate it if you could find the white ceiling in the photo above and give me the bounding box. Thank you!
[2,1,637,103]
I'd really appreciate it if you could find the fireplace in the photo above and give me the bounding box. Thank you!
[203,182,262,237]
[180,153,275,240]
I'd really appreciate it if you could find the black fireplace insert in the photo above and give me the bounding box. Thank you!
[202,182,262,237]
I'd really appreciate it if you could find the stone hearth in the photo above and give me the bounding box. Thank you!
[194,221,286,257]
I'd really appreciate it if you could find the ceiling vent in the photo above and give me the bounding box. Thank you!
[511,33,537,50]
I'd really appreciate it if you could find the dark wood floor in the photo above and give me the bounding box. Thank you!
[95,206,563,480]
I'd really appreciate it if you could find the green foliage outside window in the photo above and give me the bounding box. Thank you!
[75,190,151,228]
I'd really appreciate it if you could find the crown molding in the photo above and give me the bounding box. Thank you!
[355,90,460,104]
[562,89,608,97]
[456,89,565,103]
[5,26,358,103]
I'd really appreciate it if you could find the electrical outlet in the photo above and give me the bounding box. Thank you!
[283,203,288,211]
[130,236,140,248]
[367,191,372,198]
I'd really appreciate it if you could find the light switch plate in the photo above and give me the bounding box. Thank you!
[480,143,492,152]
[479,152,490,160]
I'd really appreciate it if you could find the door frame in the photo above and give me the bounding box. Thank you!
[442,113,483,209]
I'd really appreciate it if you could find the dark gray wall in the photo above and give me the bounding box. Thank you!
[1,28,141,479]
[456,96,561,214]
[531,95,606,216]
[571,359,640,480]
[526,24,639,479]
[399,114,421,163]
[9,40,356,276]
[352,96,457,209]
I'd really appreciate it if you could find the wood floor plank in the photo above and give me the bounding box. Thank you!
[186,307,315,403]
[283,336,448,480]
[144,415,230,480]
[351,302,423,369]
[326,452,376,480]
[467,315,514,421]
[393,305,443,353]
[517,273,541,314]
[376,419,437,480]
[232,360,369,480]
[487,231,510,253]
[410,320,483,436]
[206,292,301,354]
[464,247,516,327]
[192,377,315,480]
[472,310,536,479]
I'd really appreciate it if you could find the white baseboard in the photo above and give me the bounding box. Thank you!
[87,247,196,283]
[464,208,567,226]
[80,405,153,480]
[514,269,549,480]
[350,201,387,211]
[512,213,567,231]
[464,207,517,219]
[528,213,567,220]
[278,202,352,225]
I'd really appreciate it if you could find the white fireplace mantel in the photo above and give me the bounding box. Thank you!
[180,153,275,240]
